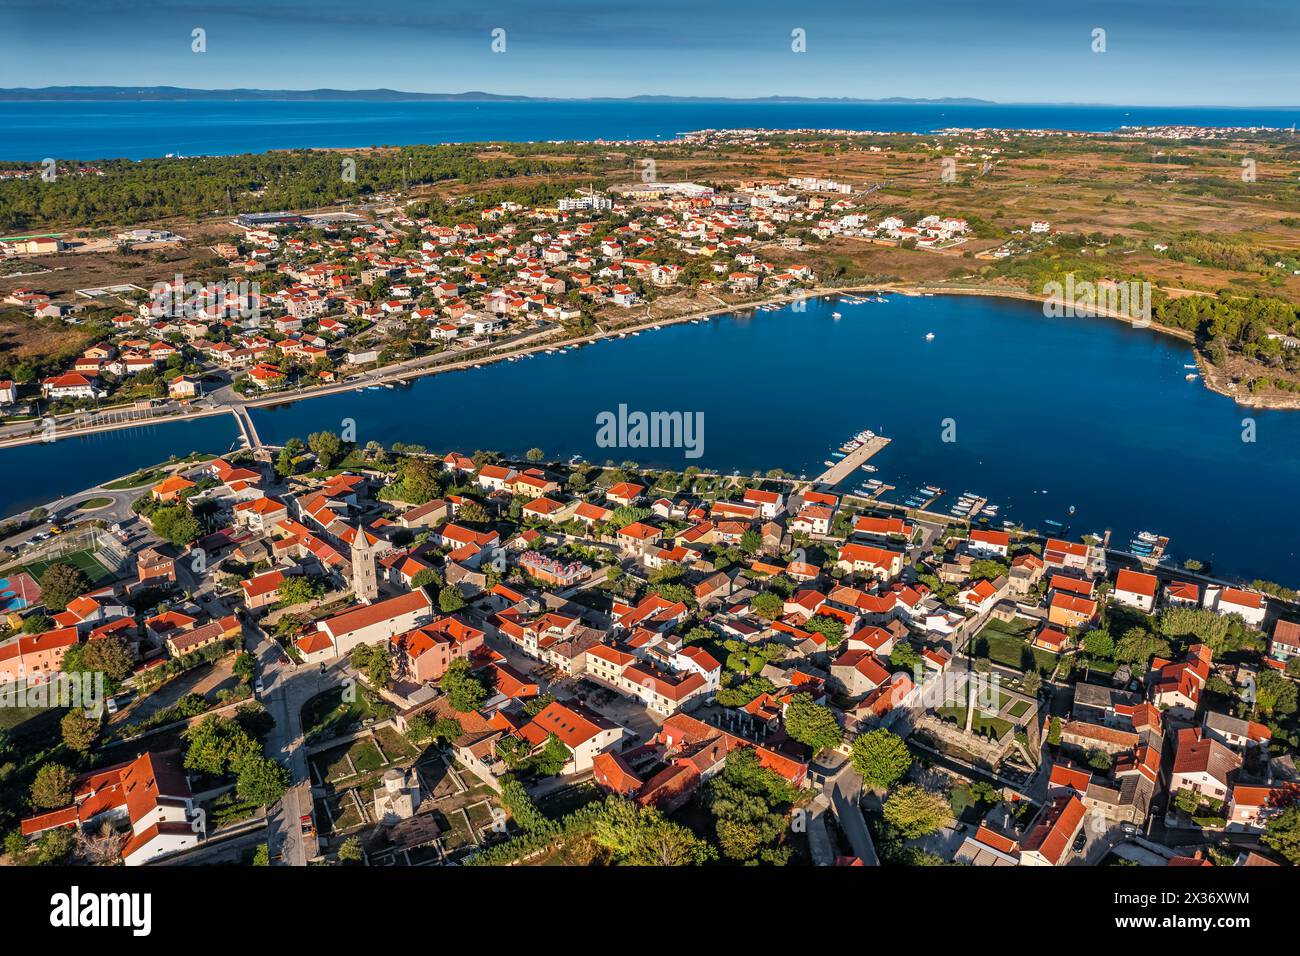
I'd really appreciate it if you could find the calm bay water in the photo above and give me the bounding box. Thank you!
[242,295,1298,584]
[2,101,1299,161]
[0,414,239,517]
[1,295,1296,585]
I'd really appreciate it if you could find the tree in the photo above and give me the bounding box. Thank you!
[410,568,442,590]
[390,456,441,504]
[1020,671,1043,697]
[529,734,572,777]
[235,753,290,805]
[21,613,52,634]
[441,658,487,713]
[1263,805,1300,865]
[739,528,762,555]
[337,836,364,864]
[850,729,912,790]
[526,447,545,462]
[783,693,844,754]
[1113,627,1171,666]
[1083,629,1115,659]
[308,430,345,469]
[37,562,88,612]
[232,651,256,684]
[750,592,784,620]
[149,503,203,546]
[30,763,75,809]
[1255,668,1298,718]
[890,641,921,672]
[457,500,489,524]
[62,632,135,684]
[591,797,714,866]
[351,643,392,689]
[882,784,951,838]
[182,715,259,777]
[438,585,466,613]
[1047,716,1063,746]
[968,559,1009,582]
[803,614,846,647]
[275,437,305,477]
[60,711,100,753]
[278,574,324,608]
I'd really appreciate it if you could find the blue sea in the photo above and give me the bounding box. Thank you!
[1,100,1298,160]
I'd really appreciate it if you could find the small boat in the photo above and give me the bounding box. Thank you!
[1183,363,1197,369]
[832,311,842,319]
[1185,373,1198,381]
[1068,505,1076,515]
[861,464,877,473]
[1136,531,1158,543]
[925,332,936,341]
[831,452,846,459]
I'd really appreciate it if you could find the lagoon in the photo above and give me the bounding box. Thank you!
[2,295,1296,584]
[248,294,1299,584]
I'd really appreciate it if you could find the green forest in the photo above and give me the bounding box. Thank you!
[0,143,612,231]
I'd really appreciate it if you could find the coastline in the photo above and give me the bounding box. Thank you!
[0,280,1285,452]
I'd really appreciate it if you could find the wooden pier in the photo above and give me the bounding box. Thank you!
[813,435,891,488]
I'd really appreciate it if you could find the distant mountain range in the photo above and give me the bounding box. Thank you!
[0,86,998,105]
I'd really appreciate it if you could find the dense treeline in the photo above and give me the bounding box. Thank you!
[0,144,608,231]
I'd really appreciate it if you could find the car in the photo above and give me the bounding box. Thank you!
[254,678,265,695]
[1072,831,1088,853]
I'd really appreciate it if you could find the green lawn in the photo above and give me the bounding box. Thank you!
[74,497,113,511]
[975,620,1060,674]
[302,687,376,739]
[374,726,416,761]
[348,741,385,775]
[1008,700,1032,719]
[936,705,1014,740]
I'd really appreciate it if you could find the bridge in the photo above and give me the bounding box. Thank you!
[228,406,264,452]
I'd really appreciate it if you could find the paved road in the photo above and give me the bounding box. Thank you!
[826,762,880,866]
[249,621,351,866]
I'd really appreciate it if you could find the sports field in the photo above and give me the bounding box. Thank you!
[23,548,114,586]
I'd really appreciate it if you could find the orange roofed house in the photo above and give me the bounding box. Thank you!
[20,750,197,866]
[296,588,434,663]
[636,712,808,814]
[1018,792,1087,866]
[518,699,626,773]
[391,616,485,683]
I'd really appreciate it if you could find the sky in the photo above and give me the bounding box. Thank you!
[1,0,1297,105]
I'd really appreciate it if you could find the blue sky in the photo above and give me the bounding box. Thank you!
[1,0,1297,105]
